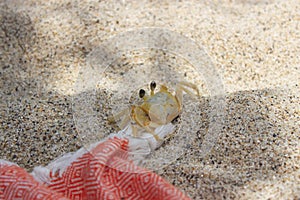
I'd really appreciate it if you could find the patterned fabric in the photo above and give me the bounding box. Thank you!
[0,138,190,200]
[0,164,68,200]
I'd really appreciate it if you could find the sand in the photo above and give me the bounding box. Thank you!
[0,0,299,199]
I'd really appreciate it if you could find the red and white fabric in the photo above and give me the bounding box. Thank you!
[0,134,190,200]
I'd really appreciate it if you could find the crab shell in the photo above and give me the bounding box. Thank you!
[130,87,182,129]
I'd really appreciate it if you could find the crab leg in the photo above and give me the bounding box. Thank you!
[131,123,138,137]
[178,81,200,97]
[130,122,161,141]
[175,81,200,108]
[119,114,131,130]
[108,108,131,129]
[142,126,161,141]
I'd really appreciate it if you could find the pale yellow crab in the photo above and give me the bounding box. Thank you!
[110,81,200,141]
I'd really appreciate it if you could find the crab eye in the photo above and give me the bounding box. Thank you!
[139,89,146,98]
[150,81,156,91]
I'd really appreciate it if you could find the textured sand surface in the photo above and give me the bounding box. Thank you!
[0,0,299,199]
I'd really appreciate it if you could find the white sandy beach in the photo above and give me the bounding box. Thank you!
[0,0,299,199]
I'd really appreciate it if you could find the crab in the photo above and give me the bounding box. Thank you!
[109,81,200,141]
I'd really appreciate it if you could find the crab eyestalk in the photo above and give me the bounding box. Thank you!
[139,89,146,98]
[150,81,156,95]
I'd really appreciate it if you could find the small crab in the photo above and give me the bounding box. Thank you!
[110,81,200,141]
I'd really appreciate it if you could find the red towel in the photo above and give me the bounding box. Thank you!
[0,138,190,200]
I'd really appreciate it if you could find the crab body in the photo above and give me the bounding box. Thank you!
[131,86,181,128]
[111,81,199,141]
